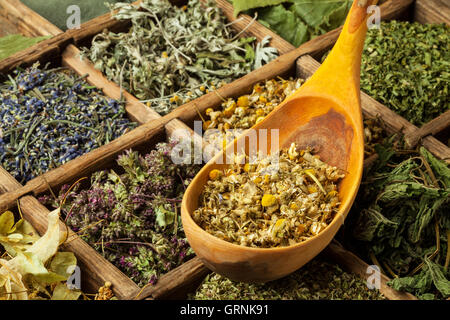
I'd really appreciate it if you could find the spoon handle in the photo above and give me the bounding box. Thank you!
[286,0,378,119]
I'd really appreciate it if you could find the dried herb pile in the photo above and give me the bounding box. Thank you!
[81,0,278,115]
[361,21,450,126]
[201,77,385,158]
[193,143,345,247]
[348,139,450,300]
[0,209,83,300]
[40,140,201,287]
[202,77,303,150]
[0,63,137,183]
[190,254,385,300]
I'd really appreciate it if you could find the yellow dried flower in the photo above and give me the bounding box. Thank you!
[255,116,265,124]
[255,109,265,116]
[209,169,222,180]
[261,194,277,207]
[223,103,236,117]
[254,84,263,93]
[237,96,249,108]
[203,120,212,130]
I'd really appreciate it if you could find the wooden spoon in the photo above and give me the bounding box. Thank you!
[181,0,377,282]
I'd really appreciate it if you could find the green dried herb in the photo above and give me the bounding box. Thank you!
[233,0,353,47]
[361,21,450,126]
[0,34,51,61]
[81,0,277,115]
[190,254,385,300]
[348,137,450,299]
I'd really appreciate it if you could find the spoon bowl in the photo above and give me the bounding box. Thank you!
[182,0,377,282]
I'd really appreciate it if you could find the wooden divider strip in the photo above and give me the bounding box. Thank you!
[130,257,209,300]
[405,110,450,149]
[0,117,168,212]
[62,44,160,124]
[414,0,450,25]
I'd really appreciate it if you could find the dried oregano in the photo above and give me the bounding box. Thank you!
[193,143,345,248]
[81,0,278,115]
[39,140,201,287]
[361,21,449,126]
[190,254,385,300]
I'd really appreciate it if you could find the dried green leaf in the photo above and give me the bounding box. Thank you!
[420,147,450,188]
[50,252,77,279]
[51,283,81,300]
[155,206,175,228]
[424,258,450,298]
[0,211,15,235]
[231,0,287,17]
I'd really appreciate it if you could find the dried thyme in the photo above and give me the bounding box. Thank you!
[361,21,450,126]
[0,63,137,183]
[347,138,450,300]
[193,143,345,248]
[190,254,385,300]
[81,0,278,115]
[39,140,201,287]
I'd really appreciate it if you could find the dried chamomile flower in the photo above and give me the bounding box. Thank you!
[193,143,345,248]
[95,282,116,300]
[202,78,304,151]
